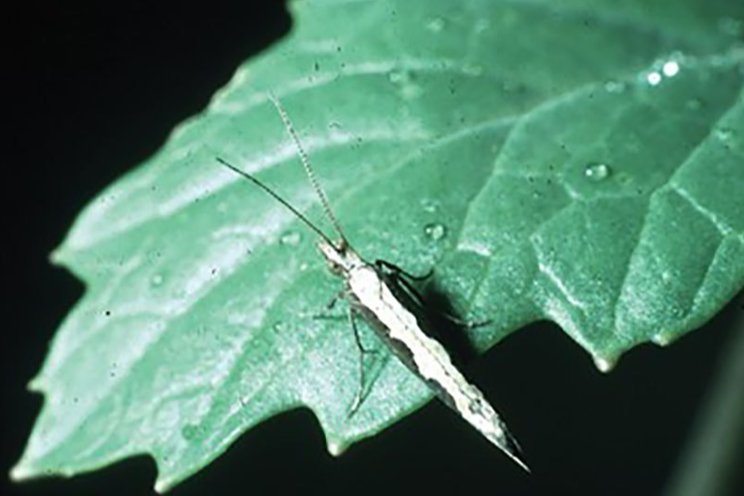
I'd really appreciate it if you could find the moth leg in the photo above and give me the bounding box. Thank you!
[325,288,346,310]
[374,260,430,307]
[384,262,491,330]
[348,308,378,417]
[387,269,426,308]
[374,259,433,281]
[311,289,348,320]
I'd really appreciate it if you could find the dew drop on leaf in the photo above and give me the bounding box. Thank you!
[420,198,439,213]
[387,69,421,99]
[424,223,446,240]
[584,163,611,181]
[474,19,490,33]
[714,127,734,142]
[686,98,703,110]
[463,64,484,77]
[717,16,744,37]
[604,80,626,93]
[388,69,411,85]
[426,17,445,32]
[280,231,302,246]
[181,424,199,441]
[662,60,680,77]
[646,71,662,86]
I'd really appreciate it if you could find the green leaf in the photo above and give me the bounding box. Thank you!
[13,0,744,491]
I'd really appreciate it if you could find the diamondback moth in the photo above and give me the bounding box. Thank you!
[217,94,528,471]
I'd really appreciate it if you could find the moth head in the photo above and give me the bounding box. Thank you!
[317,239,350,275]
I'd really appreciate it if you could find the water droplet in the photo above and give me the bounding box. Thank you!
[424,223,446,240]
[686,98,703,110]
[669,305,685,319]
[150,274,164,287]
[501,80,523,93]
[715,127,734,142]
[387,69,422,99]
[709,54,727,67]
[584,163,611,181]
[420,198,439,213]
[662,60,680,77]
[426,17,445,32]
[181,424,200,441]
[718,17,744,37]
[646,71,662,86]
[280,231,301,246]
[388,69,410,85]
[652,333,675,346]
[604,80,626,93]
[463,64,484,77]
[474,19,490,32]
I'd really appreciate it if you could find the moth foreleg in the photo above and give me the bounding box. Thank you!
[325,288,347,310]
[309,289,349,321]
[347,308,378,417]
[374,259,433,281]
[381,262,491,330]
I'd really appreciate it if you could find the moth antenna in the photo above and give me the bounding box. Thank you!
[267,91,349,246]
[216,157,339,251]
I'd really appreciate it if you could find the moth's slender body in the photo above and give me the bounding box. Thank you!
[218,93,528,470]
[318,241,527,470]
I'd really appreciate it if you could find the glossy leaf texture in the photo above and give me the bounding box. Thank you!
[13,0,744,491]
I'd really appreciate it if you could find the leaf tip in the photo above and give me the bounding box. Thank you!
[27,375,45,392]
[48,246,67,266]
[326,438,349,457]
[593,355,618,373]
[154,479,170,494]
[651,332,676,347]
[9,460,32,482]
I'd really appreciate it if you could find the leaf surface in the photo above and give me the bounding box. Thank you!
[14,0,744,491]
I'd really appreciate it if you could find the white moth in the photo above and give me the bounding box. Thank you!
[218,94,528,471]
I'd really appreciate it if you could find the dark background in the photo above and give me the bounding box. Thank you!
[4,1,743,495]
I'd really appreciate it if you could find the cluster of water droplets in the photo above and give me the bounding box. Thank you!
[605,54,687,94]
[419,198,447,241]
[584,163,611,182]
[643,54,684,87]
[387,66,423,99]
[424,223,447,241]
